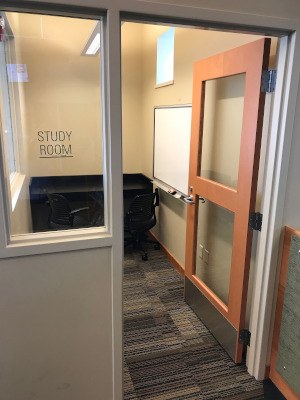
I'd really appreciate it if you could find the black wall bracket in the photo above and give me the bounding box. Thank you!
[249,212,263,231]
[239,329,251,346]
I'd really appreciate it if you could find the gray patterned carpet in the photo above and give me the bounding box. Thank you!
[123,249,265,400]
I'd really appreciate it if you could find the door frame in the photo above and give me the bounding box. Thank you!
[246,35,292,379]
[0,1,300,396]
[119,8,299,381]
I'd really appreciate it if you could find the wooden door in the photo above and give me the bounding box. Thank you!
[185,38,271,363]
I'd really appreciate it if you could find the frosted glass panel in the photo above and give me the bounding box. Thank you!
[195,198,234,305]
[200,74,246,189]
[276,235,300,396]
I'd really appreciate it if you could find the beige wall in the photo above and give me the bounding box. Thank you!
[12,13,103,177]
[121,23,143,173]
[2,14,32,234]
[121,24,277,268]
[139,26,265,178]
[10,177,32,234]
[4,17,144,236]
[5,13,106,234]
[4,19,273,250]
[6,13,29,174]
[120,25,278,337]
[136,25,265,267]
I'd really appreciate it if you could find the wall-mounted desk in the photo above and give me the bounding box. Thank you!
[29,175,103,199]
[29,173,153,232]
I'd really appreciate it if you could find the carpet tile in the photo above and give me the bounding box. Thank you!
[123,250,265,399]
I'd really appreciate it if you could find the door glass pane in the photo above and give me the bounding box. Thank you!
[0,12,105,235]
[195,197,234,305]
[200,74,246,189]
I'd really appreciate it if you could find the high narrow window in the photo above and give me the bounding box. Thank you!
[156,27,175,86]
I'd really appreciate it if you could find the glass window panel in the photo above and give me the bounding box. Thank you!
[200,74,246,189]
[0,12,104,235]
[156,27,175,85]
[195,197,234,305]
[0,31,16,174]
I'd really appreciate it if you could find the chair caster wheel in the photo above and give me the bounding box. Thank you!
[142,254,148,261]
[154,243,160,250]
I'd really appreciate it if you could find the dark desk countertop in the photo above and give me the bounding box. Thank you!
[29,173,153,196]
[29,174,153,233]
[29,175,104,195]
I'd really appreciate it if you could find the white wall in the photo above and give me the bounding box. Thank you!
[0,247,113,400]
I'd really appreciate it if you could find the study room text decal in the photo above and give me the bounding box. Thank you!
[37,130,73,158]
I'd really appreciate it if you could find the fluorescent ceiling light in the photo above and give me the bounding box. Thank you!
[85,33,100,55]
[82,22,101,56]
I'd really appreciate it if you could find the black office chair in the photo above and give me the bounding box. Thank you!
[46,193,90,230]
[124,189,160,261]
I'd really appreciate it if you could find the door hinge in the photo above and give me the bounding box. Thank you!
[239,329,251,346]
[261,69,277,93]
[249,212,263,231]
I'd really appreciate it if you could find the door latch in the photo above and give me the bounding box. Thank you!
[182,196,195,205]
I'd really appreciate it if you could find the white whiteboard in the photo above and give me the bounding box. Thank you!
[154,105,192,195]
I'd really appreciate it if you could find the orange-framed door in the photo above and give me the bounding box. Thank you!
[185,38,271,363]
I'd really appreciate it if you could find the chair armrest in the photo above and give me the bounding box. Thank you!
[70,207,89,215]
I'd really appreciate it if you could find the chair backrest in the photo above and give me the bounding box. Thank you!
[126,190,159,234]
[47,193,72,227]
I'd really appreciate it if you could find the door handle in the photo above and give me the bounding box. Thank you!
[182,196,205,205]
[182,196,195,205]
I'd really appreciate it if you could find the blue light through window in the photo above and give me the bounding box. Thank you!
[156,27,175,86]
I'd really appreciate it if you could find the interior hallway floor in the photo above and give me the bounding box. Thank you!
[123,249,285,400]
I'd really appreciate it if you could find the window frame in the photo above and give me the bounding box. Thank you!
[0,14,26,212]
[0,21,17,174]
[0,10,113,256]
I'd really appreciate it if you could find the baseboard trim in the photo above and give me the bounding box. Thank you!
[185,277,237,361]
[148,231,185,276]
